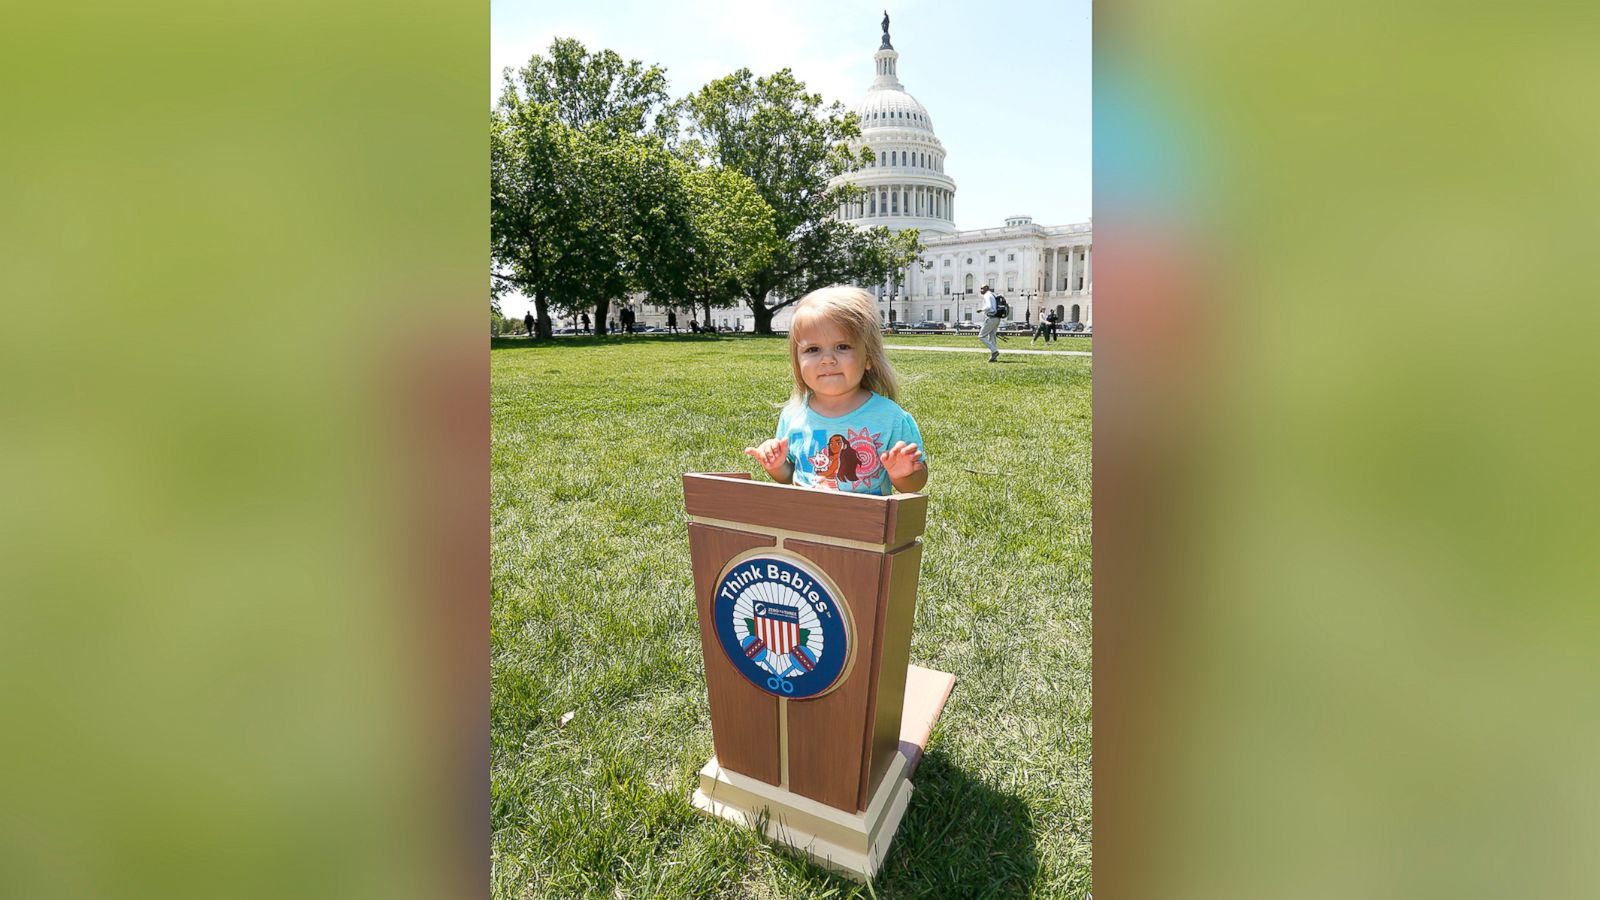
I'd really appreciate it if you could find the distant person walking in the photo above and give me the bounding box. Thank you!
[620,306,635,334]
[523,311,534,336]
[1032,308,1048,344]
[580,312,590,333]
[1046,308,1059,342]
[978,285,1001,362]
[690,318,699,333]
[667,310,677,333]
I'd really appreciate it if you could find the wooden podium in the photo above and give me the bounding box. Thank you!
[683,472,956,880]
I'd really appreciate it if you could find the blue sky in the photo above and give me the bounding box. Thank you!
[492,0,1091,315]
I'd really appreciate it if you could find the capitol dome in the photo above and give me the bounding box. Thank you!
[854,89,935,134]
[830,14,957,237]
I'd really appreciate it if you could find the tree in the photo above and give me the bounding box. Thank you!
[490,104,571,340]
[676,69,924,333]
[676,166,782,332]
[491,39,675,338]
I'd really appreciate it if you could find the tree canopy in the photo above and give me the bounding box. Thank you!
[491,44,925,338]
[491,39,678,337]
[676,68,924,333]
[677,166,782,327]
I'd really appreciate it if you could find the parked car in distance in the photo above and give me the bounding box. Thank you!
[1062,321,1085,332]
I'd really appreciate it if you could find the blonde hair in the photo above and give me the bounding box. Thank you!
[785,286,900,412]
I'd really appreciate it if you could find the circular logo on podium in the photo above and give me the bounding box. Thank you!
[712,551,854,699]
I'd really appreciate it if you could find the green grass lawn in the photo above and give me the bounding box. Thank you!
[492,334,1091,898]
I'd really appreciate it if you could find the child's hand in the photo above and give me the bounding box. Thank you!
[744,438,789,477]
[879,441,925,481]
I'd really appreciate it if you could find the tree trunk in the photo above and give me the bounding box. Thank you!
[750,298,775,335]
[594,298,610,336]
[534,292,553,339]
[702,300,714,335]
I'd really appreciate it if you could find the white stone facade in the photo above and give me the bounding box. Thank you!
[889,218,1092,328]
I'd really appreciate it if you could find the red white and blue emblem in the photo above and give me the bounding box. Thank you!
[713,552,853,699]
[754,602,801,656]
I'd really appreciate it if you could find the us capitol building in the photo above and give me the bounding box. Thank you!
[641,14,1091,332]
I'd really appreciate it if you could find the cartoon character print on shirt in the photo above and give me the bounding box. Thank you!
[806,427,886,492]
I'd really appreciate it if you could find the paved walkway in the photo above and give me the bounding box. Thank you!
[884,343,1091,357]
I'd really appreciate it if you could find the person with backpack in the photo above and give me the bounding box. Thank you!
[1045,308,1059,343]
[978,285,1004,362]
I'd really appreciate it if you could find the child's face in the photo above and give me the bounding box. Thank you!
[794,318,868,402]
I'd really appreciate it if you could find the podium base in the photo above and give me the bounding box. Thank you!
[691,750,914,881]
[690,664,956,880]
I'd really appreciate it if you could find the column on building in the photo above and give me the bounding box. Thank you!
[1050,245,1060,296]
[1084,244,1091,292]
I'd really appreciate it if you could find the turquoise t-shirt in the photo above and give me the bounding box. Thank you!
[775,392,926,496]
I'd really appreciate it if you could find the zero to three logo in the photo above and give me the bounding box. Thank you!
[712,550,854,700]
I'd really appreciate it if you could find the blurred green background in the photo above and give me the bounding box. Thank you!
[1095,2,1600,899]
[1,0,484,897]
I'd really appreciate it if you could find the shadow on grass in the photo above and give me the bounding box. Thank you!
[771,745,1039,897]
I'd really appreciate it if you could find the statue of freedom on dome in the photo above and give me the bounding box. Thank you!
[881,11,892,49]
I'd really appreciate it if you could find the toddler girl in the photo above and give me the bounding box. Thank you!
[744,286,928,495]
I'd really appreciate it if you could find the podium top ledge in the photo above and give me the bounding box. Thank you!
[682,473,927,549]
